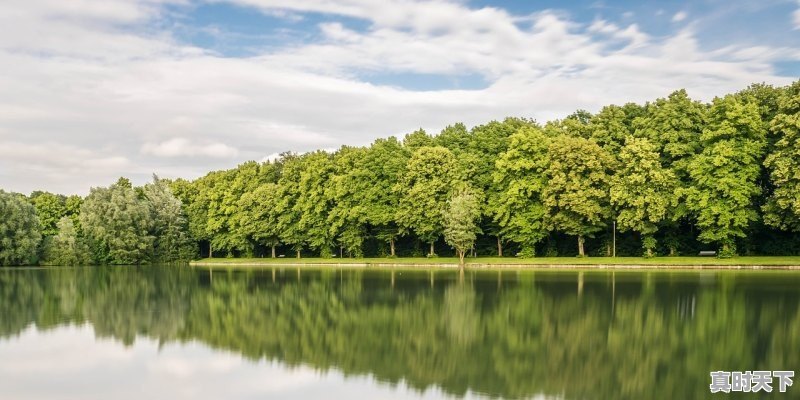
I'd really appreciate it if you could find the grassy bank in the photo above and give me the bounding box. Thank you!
[190,256,800,268]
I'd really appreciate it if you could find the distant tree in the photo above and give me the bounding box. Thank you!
[684,95,766,256]
[79,178,154,265]
[443,186,483,268]
[763,81,800,231]
[41,217,91,266]
[543,136,614,257]
[397,146,463,256]
[490,125,550,257]
[610,137,678,257]
[0,190,41,266]
[277,153,309,258]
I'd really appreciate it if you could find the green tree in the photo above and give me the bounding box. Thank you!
[238,183,282,258]
[610,137,678,256]
[41,217,91,266]
[0,190,41,266]
[490,125,550,257]
[543,136,614,257]
[443,186,483,268]
[79,178,154,265]
[763,81,800,231]
[397,146,463,256]
[684,95,766,256]
[143,175,195,263]
[29,191,67,236]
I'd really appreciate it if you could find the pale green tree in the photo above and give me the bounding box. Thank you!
[41,217,91,266]
[79,178,154,265]
[143,175,196,263]
[443,186,483,268]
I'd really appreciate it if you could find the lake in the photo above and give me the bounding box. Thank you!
[0,266,798,399]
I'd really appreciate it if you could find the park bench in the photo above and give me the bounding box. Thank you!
[698,251,717,257]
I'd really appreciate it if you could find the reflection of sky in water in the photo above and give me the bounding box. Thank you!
[0,325,503,400]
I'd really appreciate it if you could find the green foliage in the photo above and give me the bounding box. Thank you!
[763,81,800,231]
[490,125,550,256]
[79,178,154,265]
[396,146,464,254]
[41,217,91,266]
[442,186,483,265]
[684,95,766,253]
[542,135,614,256]
[143,175,196,263]
[610,137,678,256]
[29,191,67,236]
[0,190,42,265]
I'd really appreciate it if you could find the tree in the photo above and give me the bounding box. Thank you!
[29,191,67,236]
[443,186,483,268]
[276,153,309,258]
[295,151,336,257]
[684,95,766,256]
[396,146,463,256]
[41,217,91,266]
[143,175,196,263]
[490,125,550,257]
[763,81,800,231]
[238,183,282,258]
[610,137,678,256]
[543,136,614,257]
[0,190,41,266]
[79,178,154,265]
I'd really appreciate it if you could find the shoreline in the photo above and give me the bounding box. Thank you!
[190,259,800,270]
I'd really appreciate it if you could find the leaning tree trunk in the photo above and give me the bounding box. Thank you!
[458,250,466,270]
[578,235,585,257]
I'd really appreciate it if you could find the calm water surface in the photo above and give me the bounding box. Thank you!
[0,266,798,399]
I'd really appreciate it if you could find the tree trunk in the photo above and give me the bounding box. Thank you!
[209,242,213,258]
[429,241,435,257]
[390,238,396,257]
[497,237,503,257]
[578,235,585,257]
[271,245,276,259]
[296,249,301,259]
[458,249,466,269]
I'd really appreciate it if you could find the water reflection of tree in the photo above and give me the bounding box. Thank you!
[0,267,798,400]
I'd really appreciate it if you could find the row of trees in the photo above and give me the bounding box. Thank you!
[0,177,194,266]
[173,81,800,260]
[0,80,798,265]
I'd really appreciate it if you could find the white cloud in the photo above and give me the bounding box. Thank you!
[0,0,797,194]
[142,138,239,158]
[672,11,688,22]
[794,6,800,29]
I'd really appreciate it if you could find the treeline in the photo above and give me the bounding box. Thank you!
[1,81,799,265]
[0,177,194,266]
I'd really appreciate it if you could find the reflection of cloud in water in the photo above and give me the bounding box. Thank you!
[0,325,500,400]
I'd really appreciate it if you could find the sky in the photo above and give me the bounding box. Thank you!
[0,0,798,195]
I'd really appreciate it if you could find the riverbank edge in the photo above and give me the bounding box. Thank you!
[190,261,800,270]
